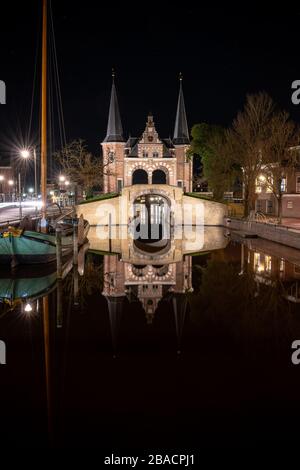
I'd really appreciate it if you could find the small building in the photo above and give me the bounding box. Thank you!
[255,160,300,218]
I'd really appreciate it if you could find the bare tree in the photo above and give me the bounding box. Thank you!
[227,93,275,217]
[54,140,104,198]
[259,111,299,222]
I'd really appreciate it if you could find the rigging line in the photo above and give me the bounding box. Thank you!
[49,0,67,148]
[48,0,63,153]
[48,38,55,180]
[27,2,42,146]
[50,25,63,153]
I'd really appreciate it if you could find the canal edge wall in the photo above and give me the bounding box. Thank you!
[225,217,300,250]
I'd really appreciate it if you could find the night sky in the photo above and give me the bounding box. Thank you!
[1,2,300,162]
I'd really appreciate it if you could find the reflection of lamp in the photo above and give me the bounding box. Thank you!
[24,303,33,313]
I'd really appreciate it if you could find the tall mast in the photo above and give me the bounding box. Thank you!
[41,0,47,231]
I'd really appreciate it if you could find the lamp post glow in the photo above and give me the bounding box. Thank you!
[20,148,38,197]
[24,303,33,313]
[21,149,30,159]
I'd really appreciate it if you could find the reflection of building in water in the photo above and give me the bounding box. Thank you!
[244,242,300,303]
[102,255,192,324]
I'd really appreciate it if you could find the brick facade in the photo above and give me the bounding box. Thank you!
[102,115,192,194]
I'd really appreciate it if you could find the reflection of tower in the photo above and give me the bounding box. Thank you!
[102,255,126,356]
[138,284,163,324]
[171,255,192,353]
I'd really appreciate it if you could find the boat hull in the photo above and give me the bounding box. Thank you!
[0,230,73,265]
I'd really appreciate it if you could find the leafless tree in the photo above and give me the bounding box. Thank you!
[54,139,105,197]
[227,93,275,216]
[259,111,299,222]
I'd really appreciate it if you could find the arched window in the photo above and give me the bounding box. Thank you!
[152,169,167,184]
[132,169,148,184]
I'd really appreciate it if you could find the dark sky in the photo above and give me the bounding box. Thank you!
[1,2,300,162]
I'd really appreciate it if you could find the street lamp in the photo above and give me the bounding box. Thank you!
[20,147,37,197]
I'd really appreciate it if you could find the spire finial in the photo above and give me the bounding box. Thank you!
[173,74,189,145]
[103,71,124,143]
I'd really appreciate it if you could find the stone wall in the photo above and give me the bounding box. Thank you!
[225,217,300,250]
[77,185,228,227]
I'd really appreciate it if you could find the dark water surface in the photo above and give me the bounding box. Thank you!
[1,228,300,451]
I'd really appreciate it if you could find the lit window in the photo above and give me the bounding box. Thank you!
[265,255,272,274]
[255,177,263,193]
[281,177,287,192]
[254,252,264,272]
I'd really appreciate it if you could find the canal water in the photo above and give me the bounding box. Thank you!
[1,227,300,450]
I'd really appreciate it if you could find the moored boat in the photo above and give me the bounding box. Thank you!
[0,216,89,266]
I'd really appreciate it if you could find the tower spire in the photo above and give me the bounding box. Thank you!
[173,73,189,145]
[104,70,124,142]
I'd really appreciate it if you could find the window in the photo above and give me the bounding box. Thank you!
[255,177,262,193]
[153,152,159,158]
[296,176,300,193]
[280,259,285,276]
[266,176,273,193]
[142,151,148,158]
[287,201,293,209]
[177,180,183,188]
[265,255,272,274]
[294,265,300,275]
[117,179,123,193]
[281,176,287,192]
[254,252,264,272]
[108,151,115,163]
[256,199,263,212]
[266,199,273,214]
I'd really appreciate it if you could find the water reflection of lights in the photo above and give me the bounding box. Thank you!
[24,303,33,313]
[23,300,39,316]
